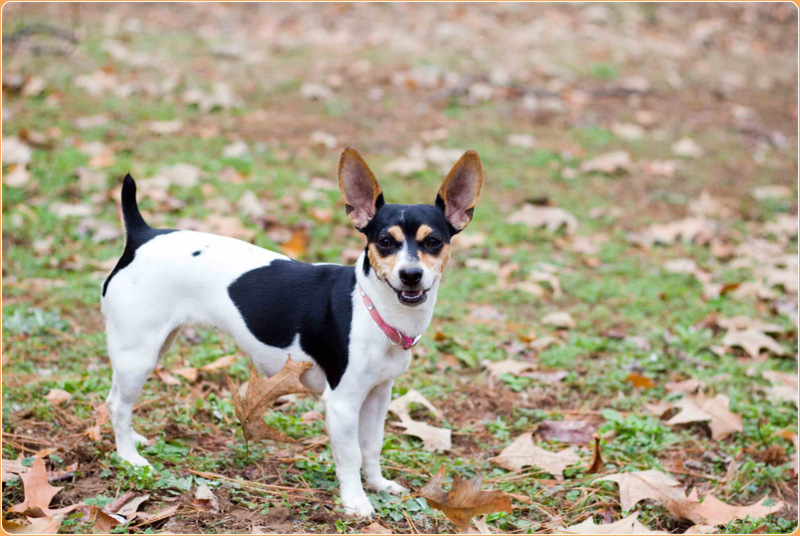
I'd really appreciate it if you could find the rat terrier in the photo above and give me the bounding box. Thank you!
[101,147,483,517]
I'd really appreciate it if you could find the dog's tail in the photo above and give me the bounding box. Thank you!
[120,173,150,234]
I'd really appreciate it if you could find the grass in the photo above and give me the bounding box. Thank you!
[2,3,798,534]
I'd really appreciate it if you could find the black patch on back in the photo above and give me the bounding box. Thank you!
[102,227,176,296]
[228,260,356,390]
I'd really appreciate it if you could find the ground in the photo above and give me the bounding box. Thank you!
[1,3,798,535]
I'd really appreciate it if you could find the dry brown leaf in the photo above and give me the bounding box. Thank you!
[721,329,786,359]
[679,491,784,526]
[3,514,65,534]
[44,389,71,405]
[115,494,150,520]
[388,390,443,422]
[665,379,705,394]
[394,419,451,451]
[132,504,181,528]
[507,204,578,235]
[419,466,512,532]
[200,354,237,372]
[484,360,536,378]
[193,484,220,513]
[280,229,308,259]
[83,402,109,442]
[172,367,199,382]
[586,435,605,474]
[556,512,668,534]
[666,393,742,439]
[596,470,684,511]
[225,358,313,443]
[717,316,784,334]
[8,457,78,517]
[361,521,393,534]
[762,370,798,404]
[538,420,597,445]
[93,509,123,534]
[580,150,632,174]
[541,311,576,329]
[629,218,715,248]
[626,372,656,389]
[488,432,579,479]
[154,367,180,386]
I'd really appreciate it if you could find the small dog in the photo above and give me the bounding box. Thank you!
[101,147,483,517]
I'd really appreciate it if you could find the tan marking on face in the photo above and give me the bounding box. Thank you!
[368,243,398,281]
[420,243,450,278]
[416,224,433,242]
[387,225,405,243]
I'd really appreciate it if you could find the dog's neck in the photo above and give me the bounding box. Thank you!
[354,251,438,339]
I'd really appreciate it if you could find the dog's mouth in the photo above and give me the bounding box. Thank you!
[388,284,429,306]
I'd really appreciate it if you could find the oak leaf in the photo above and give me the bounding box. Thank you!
[225,358,313,443]
[721,329,786,359]
[556,512,668,534]
[8,457,80,519]
[388,390,443,422]
[507,205,578,235]
[419,466,512,532]
[665,393,742,439]
[393,420,451,452]
[488,432,579,479]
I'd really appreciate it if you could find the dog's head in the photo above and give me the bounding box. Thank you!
[338,147,483,307]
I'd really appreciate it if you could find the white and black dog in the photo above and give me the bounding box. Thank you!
[101,147,483,517]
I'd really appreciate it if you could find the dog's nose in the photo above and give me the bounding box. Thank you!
[399,267,423,286]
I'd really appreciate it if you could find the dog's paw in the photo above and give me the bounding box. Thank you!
[341,493,375,519]
[131,431,151,446]
[119,452,152,468]
[367,477,407,495]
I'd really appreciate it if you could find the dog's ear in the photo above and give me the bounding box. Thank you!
[436,150,483,234]
[338,147,383,230]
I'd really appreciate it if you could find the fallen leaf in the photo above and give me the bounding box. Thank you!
[672,138,704,158]
[361,521,393,534]
[93,509,123,534]
[665,379,705,394]
[539,420,598,445]
[580,151,632,174]
[147,119,183,135]
[115,494,150,519]
[394,419,452,451]
[3,514,65,534]
[388,390,443,421]
[488,432,580,478]
[8,457,78,517]
[193,484,220,513]
[586,435,605,474]
[154,367,180,386]
[507,205,578,235]
[556,512,668,534]
[200,354,237,372]
[280,229,308,259]
[225,358,313,443]
[762,370,798,404]
[625,372,656,389]
[485,360,536,378]
[2,137,32,164]
[83,402,109,442]
[133,504,180,528]
[44,389,71,406]
[629,218,715,248]
[507,134,535,148]
[721,329,786,359]
[172,368,199,382]
[717,316,784,334]
[237,191,265,219]
[595,470,683,511]
[541,311,576,329]
[752,185,793,200]
[5,163,30,188]
[679,491,784,526]
[419,466,512,532]
[666,393,742,439]
[223,140,250,158]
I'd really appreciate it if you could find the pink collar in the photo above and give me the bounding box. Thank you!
[358,285,421,350]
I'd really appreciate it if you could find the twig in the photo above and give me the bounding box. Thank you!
[2,432,55,445]
[187,469,325,497]
[403,509,419,534]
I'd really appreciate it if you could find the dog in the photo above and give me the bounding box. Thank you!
[101,147,483,517]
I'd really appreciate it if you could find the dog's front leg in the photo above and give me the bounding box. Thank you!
[326,391,374,518]
[360,380,407,494]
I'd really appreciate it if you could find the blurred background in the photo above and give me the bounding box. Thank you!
[2,3,798,535]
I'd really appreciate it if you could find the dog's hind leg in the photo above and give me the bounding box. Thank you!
[105,325,175,467]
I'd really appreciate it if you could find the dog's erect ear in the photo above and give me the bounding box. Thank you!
[436,150,483,234]
[338,147,384,230]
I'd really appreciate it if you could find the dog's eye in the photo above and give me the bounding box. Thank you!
[425,236,442,248]
[377,237,393,249]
